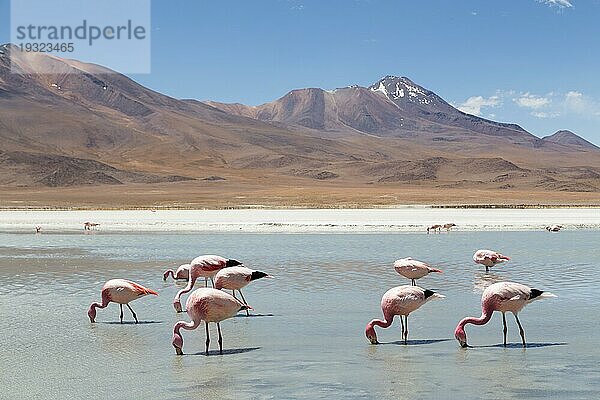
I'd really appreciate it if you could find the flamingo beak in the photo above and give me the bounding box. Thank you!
[368,336,378,345]
[174,345,183,355]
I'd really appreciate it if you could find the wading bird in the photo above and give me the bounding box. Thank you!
[427,224,442,234]
[365,285,444,345]
[443,223,457,232]
[214,266,272,315]
[473,249,510,272]
[454,281,556,348]
[83,222,100,230]
[173,255,243,312]
[546,225,563,232]
[172,288,250,355]
[163,263,191,281]
[393,257,442,286]
[87,279,158,323]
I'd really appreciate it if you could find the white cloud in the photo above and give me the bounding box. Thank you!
[531,111,559,118]
[457,95,501,116]
[537,0,573,9]
[513,93,551,109]
[564,91,600,116]
[456,89,600,121]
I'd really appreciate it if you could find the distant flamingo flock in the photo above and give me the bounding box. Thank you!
[84,223,560,356]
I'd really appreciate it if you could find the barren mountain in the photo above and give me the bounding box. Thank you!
[1,44,599,207]
[208,76,538,144]
[542,130,600,150]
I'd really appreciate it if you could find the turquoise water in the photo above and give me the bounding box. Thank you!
[0,231,599,399]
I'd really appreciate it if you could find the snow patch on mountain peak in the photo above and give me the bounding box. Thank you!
[371,81,388,96]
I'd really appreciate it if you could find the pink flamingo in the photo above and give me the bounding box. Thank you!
[454,281,557,348]
[172,288,250,355]
[163,263,191,281]
[394,257,442,286]
[173,255,243,312]
[473,249,510,272]
[214,266,272,315]
[442,223,457,232]
[365,285,445,344]
[88,279,158,323]
[427,224,442,234]
[84,222,100,230]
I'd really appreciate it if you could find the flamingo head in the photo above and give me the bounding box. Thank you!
[454,324,468,348]
[365,322,379,345]
[163,270,171,281]
[87,304,96,323]
[226,259,243,268]
[172,332,184,355]
[173,299,183,313]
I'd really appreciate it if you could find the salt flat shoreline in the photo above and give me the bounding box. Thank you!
[2,208,600,233]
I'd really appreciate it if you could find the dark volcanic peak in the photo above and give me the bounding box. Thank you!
[542,130,599,150]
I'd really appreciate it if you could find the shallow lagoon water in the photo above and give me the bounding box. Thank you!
[1,230,599,399]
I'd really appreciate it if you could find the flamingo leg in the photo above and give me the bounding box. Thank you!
[210,277,215,287]
[238,289,250,316]
[514,314,526,347]
[404,315,409,344]
[485,266,489,273]
[119,304,124,323]
[411,279,416,286]
[217,322,223,355]
[400,315,405,342]
[204,277,208,288]
[502,312,507,347]
[205,322,210,355]
[126,303,138,324]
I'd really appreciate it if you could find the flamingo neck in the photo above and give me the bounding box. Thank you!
[174,277,195,309]
[88,298,109,322]
[370,313,394,329]
[173,320,197,334]
[459,311,492,328]
[164,270,175,280]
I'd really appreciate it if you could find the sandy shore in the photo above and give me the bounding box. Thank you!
[1,208,600,233]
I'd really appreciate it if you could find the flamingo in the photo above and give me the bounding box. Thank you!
[454,281,557,348]
[546,225,563,232]
[173,255,243,312]
[426,224,442,234]
[365,285,445,344]
[84,222,100,230]
[163,263,191,281]
[87,279,158,323]
[172,288,250,355]
[443,223,457,232]
[214,266,272,315]
[473,249,510,272]
[393,257,442,286]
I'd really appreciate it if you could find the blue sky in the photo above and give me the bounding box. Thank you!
[1,0,599,144]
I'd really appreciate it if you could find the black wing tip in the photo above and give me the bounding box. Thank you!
[423,289,435,299]
[530,288,544,299]
[250,271,268,280]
